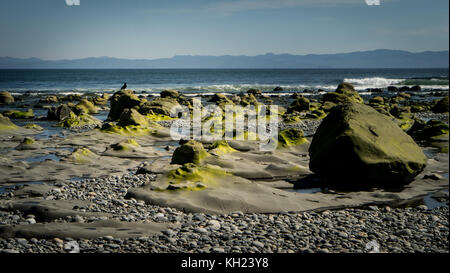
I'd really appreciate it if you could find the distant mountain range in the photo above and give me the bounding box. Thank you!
[0,50,448,69]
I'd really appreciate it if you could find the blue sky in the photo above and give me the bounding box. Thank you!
[0,0,448,60]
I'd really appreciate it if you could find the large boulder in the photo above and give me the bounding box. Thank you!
[432,96,449,113]
[74,99,99,115]
[108,90,141,121]
[309,102,427,188]
[171,140,210,165]
[0,91,14,105]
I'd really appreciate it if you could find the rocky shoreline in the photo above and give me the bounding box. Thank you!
[0,85,449,253]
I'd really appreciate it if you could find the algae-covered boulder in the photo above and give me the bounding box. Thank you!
[369,96,384,105]
[171,140,210,165]
[408,119,449,141]
[39,96,58,103]
[74,99,99,115]
[278,128,308,148]
[117,108,150,127]
[432,96,449,113]
[160,89,180,99]
[322,83,363,105]
[110,139,140,151]
[287,96,310,113]
[139,97,180,117]
[309,102,427,188]
[108,89,142,121]
[67,148,96,164]
[209,93,233,109]
[58,112,101,128]
[240,94,259,107]
[2,109,34,119]
[92,93,110,105]
[0,91,14,105]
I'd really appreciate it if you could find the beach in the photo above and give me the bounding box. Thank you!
[0,69,448,253]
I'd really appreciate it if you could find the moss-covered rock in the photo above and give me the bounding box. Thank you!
[117,108,150,127]
[240,94,259,107]
[108,89,142,121]
[309,102,427,188]
[432,96,449,113]
[110,138,140,151]
[92,93,110,105]
[24,123,44,130]
[408,119,449,141]
[171,140,210,165]
[160,89,180,99]
[305,109,326,119]
[321,83,363,105]
[139,97,180,117]
[74,99,99,115]
[39,96,58,103]
[68,148,96,164]
[208,140,237,155]
[278,128,308,148]
[2,109,34,119]
[0,114,19,131]
[369,96,384,105]
[58,112,101,128]
[287,96,310,113]
[0,91,14,105]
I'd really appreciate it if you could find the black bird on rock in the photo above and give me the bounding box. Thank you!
[120,83,127,90]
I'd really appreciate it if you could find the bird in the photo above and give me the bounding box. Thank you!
[120,82,127,90]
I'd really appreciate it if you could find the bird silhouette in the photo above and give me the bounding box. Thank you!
[120,83,127,90]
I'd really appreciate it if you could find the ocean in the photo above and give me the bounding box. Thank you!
[0,68,448,96]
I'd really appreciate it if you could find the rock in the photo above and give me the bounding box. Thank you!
[0,91,14,105]
[322,83,363,104]
[208,220,221,230]
[432,96,449,113]
[194,227,208,234]
[47,104,73,121]
[240,94,259,107]
[160,89,179,99]
[139,97,180,117]
[117,108,150,127]
[410,85,421,91]
[387,86,398,92]
[171,140,210,165]
[287,96,310,113]
[408,119,449,141]
[247,89,262,96]
[74,99,99,115]
[0,114,19,131]
[309,102,427,188]
[278,128,308,147]
[423,173,444,180]
[39,96,58,103]
[92,93,110,105]
[369,96,384,105]
[209,93,233,108]
[58,112,101,128]
[252,241,264,248]
[2,109,34,119]
[108,89,142,121]
[273,86,283,92]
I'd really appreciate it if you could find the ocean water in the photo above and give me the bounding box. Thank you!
[0,68,448,95]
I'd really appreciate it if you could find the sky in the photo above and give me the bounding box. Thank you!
[0,0,448,60]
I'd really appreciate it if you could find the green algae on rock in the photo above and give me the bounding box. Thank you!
[108,89,142,121]
[0,114,19,131]
[309,102,427,188]
[171,140,210,165]
[58,112,101,128]
[23,123,44,131]
[321,82,364,105]
[408,119,449,141]
[432,96,449,113]
[110,138,140,151]
[2,109,34,119]
[208,140,237,155]
[278,128,308,148]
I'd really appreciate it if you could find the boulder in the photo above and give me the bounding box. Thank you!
[108,90,141,121]
[387,86,398,92]
[369,96,384,105]
[273,86,283,92]
[160,89,179,99]
[47,104,73,121]
[0,113,19,131]
[309,102,427,188]
[171,140,210,165]
[139,97,180,117]
[410,85,421,91]
[74,99,99,115]
[432,96,449,113]
[247,89,262,96]
[287,96,310,113]
[278,128,308,148]
[117,108,150,127]
[0,91,14,105]
[39,96,58,103]
[408,119,449,141]
[321,83,363,104]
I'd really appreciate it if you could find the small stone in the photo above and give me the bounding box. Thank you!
[208,220,221,230]
[194,227,208,234]
[252,241,264,248]
[26,218,36,224]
